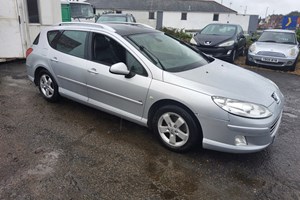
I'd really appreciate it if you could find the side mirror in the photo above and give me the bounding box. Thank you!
[251,37,257,42]
[109,62,135,78]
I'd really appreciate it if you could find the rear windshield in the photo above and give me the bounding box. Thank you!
[97,15,127,22]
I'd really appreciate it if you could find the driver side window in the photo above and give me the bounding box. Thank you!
[92,33,147,76]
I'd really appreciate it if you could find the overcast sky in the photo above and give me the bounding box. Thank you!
[217,0,300,17]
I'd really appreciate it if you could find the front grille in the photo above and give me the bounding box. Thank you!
[257,51,286,58]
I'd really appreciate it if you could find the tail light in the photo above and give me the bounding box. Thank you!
[26,48,33,58]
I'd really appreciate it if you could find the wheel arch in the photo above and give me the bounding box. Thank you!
[147,99,203,137]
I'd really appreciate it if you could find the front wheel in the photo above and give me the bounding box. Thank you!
[229,49,236,63]
[152,105,201,152]
[38,70,59,102]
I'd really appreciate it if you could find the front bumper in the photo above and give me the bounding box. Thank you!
[199,95,284,153]
[195,45,234,60]
[247,53,296,67]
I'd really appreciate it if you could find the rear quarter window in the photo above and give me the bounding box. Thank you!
[47,30,60,47]
[33,33,40,45]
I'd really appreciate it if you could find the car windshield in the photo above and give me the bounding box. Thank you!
[201,24,236,36]
[70,3,94,18]
[258,31,296,44]
[126,32,208,72]
[97,15,127,22]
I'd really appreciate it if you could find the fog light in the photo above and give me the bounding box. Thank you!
[249,57,253,61]
[235,135,247,146]
[227,50,232,55]
[287,61,293,65]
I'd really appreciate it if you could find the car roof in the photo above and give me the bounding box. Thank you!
[207,23,239,27]
[100,14,131,17]
[57,22,158,36]
[263,29,295,33]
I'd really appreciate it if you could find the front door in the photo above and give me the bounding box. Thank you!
[86,33,152,120]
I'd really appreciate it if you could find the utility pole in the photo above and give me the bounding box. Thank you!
[265,7,269,18]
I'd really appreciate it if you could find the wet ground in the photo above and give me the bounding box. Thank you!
[0,60,299,200]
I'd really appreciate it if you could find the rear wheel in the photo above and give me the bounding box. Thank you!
[152,105,201,152]
[38,70,59,102]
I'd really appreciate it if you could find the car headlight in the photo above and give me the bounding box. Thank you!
[212,96,272,119]
[289,47,299,57]
[218,40,234,47]
[190,37,197,45]
[249,44,256,53]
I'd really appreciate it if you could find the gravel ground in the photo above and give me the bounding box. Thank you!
[0,60,299,200]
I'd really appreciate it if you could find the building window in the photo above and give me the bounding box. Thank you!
[27,0,40,23]
[116,10,122,14]
[149,12,155,19]
[213,14,219,21]
[181,13,187,20]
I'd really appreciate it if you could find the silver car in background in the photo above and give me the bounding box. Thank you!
[26,22,284,153]
[247,29,299,71]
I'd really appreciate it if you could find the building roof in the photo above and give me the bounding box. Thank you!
[87,0,237,13]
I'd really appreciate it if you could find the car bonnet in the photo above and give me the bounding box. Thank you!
[163,59,278,107]
[194,34,234,46]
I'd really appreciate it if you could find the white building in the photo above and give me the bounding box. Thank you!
[89,0,258,34]
[0,0,61,61]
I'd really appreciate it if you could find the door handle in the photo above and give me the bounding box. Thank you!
[88,68,99,74]
[50,57,58,62]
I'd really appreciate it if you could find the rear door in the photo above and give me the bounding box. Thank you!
[48,30,89,101]
[86,32,152,120]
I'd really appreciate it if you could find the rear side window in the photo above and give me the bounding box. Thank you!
[33,33,40,45]
[50,30,88,59]
[47,30,60,46]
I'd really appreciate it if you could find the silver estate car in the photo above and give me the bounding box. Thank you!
[247,29,299,71]
[26,22,284,153]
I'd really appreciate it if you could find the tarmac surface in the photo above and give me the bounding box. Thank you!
[0,60,299,200]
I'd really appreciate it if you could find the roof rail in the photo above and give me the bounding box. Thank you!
[97,22,155,29]
[58,22,116,32]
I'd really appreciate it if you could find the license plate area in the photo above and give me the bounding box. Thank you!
[261,57,278,63]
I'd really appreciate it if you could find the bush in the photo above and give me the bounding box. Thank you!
[296,29,300,42]
[161,27,192,42]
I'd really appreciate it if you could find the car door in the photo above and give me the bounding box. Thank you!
[86,32,152,120]
[48,30,89,101]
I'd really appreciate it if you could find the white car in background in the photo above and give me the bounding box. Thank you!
[247,29,299,71]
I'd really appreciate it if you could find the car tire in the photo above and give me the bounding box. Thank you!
[245,56,254,66]
[241,46,246,57]
[289,56,298,71]
[229,49,236,63]
[152,105,201,152]
[38,70,59,102]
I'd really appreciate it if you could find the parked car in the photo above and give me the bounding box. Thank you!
[96,13,136,23]
[246,29,299,71]
[26,22,284,153]
[190,23,247,63]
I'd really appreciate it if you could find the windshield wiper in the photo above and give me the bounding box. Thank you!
[259,40,277,43]
[126,37,165,70]
[280,41,296,45]
[139,46,165,70]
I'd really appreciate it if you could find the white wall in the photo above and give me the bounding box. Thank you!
[162,11,251,32]
[220,14,251,33]
[95,9,253,33]
[96,9,157,28]
[0,0,62,59]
